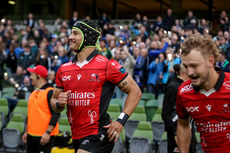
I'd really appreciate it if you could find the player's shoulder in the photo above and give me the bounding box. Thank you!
[58,61,74,72]
[94,54,109,63]
[178,80,194,95]
[224,72,230,79]
[222,72,230,89]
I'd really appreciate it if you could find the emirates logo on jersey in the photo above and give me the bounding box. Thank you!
[223,103,230,113]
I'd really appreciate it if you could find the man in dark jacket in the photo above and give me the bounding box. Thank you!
[18,44,35,71]
[162,64,197,153]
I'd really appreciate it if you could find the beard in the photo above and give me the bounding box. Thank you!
[190,69,209,87]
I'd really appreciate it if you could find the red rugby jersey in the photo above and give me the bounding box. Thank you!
[55,50,128,139]
[177,69,230,153]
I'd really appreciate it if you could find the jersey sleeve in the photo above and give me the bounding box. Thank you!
[106,59,128,85]
[55,67,64,89]
[176,89,190,119]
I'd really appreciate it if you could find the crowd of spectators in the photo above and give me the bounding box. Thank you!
[0,9,230,100]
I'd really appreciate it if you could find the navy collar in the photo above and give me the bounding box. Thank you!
[72,50,98,63]
[193,67,225,92]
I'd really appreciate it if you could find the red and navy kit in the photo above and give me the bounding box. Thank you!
[176,68,230,153]
[55,50,128,140]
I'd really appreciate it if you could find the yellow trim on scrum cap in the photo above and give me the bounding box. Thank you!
[77,21,100,34]
[72,27,84,50]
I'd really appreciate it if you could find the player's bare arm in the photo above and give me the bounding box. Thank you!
[104,74,142,142]
[177,117,192,153]
[118,74,142,115]
[51,88,67,113]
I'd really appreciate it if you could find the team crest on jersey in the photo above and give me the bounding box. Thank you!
[89,73,100,82]
[180,83,193,93]
[223,103,230,113]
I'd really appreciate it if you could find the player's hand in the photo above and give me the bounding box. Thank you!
[174,135,178,145]
[57,90,71,107]
[22,132,28,143]
[103,121,124,142]
[40,132,50,146]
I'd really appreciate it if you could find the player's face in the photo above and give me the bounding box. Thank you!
[182,49,210,87]
[68,29,83,51]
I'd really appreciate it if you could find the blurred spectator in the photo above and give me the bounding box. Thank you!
[51,46,69,72]
[213,29,224,42]
[217,49,230,72]
[142,16,151,35]
[6,43,18,75]
[108,40,116,57]
[36,47,51,71]
[19,29,28,41]
[5,65,25,86]
[7,76,34,114]
[0,45,5,92]
[103,22,115,36]
[219,36,228,52]
[198,18,209,34]
[33,29,42,45]
[25,26,34,40]
[133,47,147,91]
[131,13,142,35]
[132,13,142,27]
[163,9,175,31]
[25,13,36,29]
[69,11,79,29]
[153,16,165,32]
[147,53,165,99]
[139,42,146,50]
[47,70,56,87]
[219,10,229,32]
[38,19,46,38]
[174,19,183,31]
[28,39,39,58]
[48,34,58,54]
[15,76,33,99]
[98,39,112,59]
[119,25,131,42]
[18,44,36,70]
[170,33,180,53]
[99,12,110,29]
[138,26,148,42]
[184,28,194,38]
[184,10,198,28]
[113,48,121,62]
[148,38,169,62]
[119,47,136,76]
[163,48,181,88]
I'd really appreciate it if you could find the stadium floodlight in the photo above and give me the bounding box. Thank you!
[8,0,16,5]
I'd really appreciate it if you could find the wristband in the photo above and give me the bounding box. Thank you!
[46,130,51,135]
[116,112,129,126]
[56,100,64,109]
